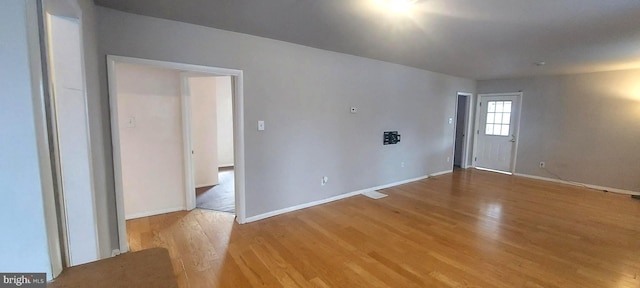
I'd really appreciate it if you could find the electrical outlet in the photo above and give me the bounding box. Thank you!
[539,161,545,168]
[447,157,451,163]
[321,176,328,186]
[401,162,405,168]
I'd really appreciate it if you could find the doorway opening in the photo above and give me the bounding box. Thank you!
[107,56,246,254]
[472,92,523,174]
[452,92,473,169]
[184,74,236,214]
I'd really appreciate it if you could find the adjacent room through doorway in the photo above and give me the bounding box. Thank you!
[453,93,471,169]
[188,75,236,214]
[108,58,244,255]
[107,55,246,254]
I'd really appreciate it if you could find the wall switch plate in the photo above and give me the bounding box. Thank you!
[321,176,328,186]
[350,107,358,113]
[258,120,265,131]
[401,162,405,168]
[126,117,136,128]
[447,157,451,163]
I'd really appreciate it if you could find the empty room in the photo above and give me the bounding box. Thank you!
[1,0,639,287]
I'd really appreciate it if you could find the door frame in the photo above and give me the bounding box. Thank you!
[451,92,474,169]
[107,56,246,254]
[472,92,523,174]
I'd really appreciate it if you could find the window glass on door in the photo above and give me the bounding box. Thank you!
[485,100,512,136]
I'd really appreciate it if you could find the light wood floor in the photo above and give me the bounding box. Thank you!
[127,169,640,288]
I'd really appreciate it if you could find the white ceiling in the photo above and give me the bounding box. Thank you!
[94,0,640,80]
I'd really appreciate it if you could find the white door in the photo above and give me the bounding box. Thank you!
[474,93,521,173]
[47,14,99,266]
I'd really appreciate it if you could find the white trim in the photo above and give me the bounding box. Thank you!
[26,0,62,278]
[180,74,196,211]
[452,92,474,169]
[429,170,453,177]
[107,55,247,253]
[476,167,513,175]
[472,92,523,174]
[514,173,640,196]
[245,175,430,223]
[125,206,186,220]
[106,58,129,253]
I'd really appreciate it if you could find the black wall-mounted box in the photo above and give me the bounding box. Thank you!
[383,131,401,145]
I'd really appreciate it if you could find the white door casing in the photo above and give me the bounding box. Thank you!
[108,56,247,254]
[473,93,522,173]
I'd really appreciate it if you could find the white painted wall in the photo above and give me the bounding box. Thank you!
[0,0,52,277]
[115,63,186,219]
[47,14,99,266]
[216,76,234,167]
[189,76,219,187]
[96,8,476,219]
[478,69,640,192]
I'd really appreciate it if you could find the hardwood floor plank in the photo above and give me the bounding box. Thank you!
[126,169,640,287]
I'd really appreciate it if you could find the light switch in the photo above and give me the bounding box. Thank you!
[126,117,136,128]
[258,120,265,131]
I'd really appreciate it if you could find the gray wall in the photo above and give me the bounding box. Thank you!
[478,69,640,192]
[0,0,51,276]
[95,8,475,221]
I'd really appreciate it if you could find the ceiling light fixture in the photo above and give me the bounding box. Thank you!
[372,0,418,15]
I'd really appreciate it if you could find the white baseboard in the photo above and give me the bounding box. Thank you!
[430,170,453,177]
[125,206,185,220]
[244,174,432,223]
[514,173,640,196]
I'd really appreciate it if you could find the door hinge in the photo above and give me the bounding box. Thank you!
[479,102,482,107]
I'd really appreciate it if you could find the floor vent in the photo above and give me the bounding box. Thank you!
[362,190,388,199]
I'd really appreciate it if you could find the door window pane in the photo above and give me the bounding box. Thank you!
[504,102,512,113]
[487,113,495,123]
[485,124,494,135]
[485,100,512,136]
[500,125,510,136]
[488,102,496,112]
